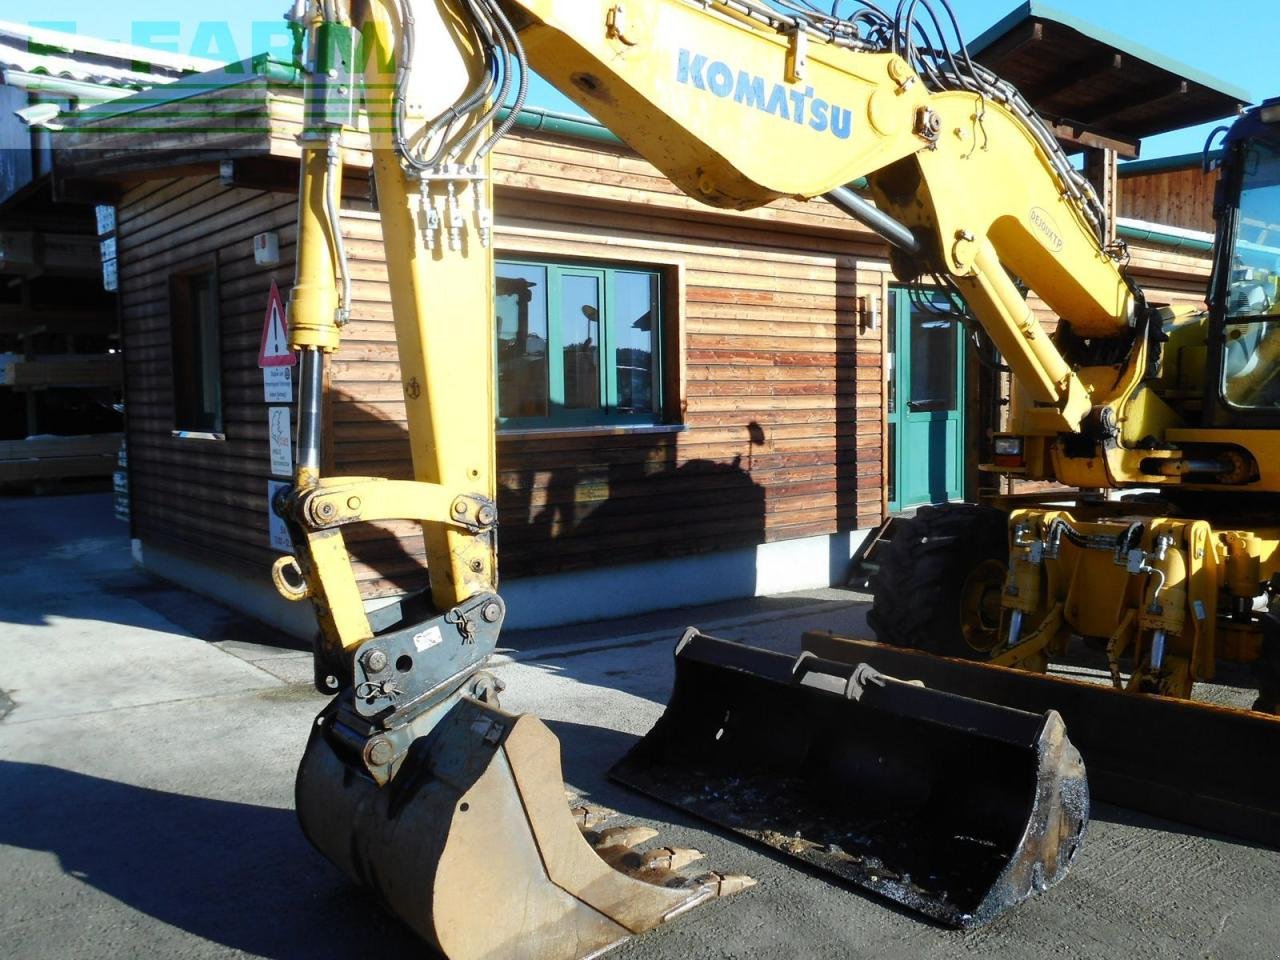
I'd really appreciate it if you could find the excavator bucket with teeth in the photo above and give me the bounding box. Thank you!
[296,694,752,960]
[610,629,1089,927]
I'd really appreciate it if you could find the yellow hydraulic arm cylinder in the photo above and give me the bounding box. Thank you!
[357,0,499,607]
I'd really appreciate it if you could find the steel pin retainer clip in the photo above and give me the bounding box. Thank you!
[845,663,888,702]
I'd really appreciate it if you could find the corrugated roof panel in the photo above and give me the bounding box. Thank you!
[0,19,220,92]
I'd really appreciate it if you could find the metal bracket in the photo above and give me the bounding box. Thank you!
[293,477,496,534]
[351,592,506,722]
[303,22,358,133]
[785,23,809,83]
[606,5,640,46]
[410,164,487,183]
[845,662,888,701]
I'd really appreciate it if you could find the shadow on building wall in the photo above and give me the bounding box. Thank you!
[832,255,876,584]
[329,389,768,606]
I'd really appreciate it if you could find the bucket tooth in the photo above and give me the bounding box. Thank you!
[594,845,709,885]
[570,803,618,830]
[699,872,758,897]
[611,629,1089,928]
[589,824,660,849]
[297,694,751,960]
[643,846,706,871]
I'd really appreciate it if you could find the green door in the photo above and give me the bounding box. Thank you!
[888,287,966,511]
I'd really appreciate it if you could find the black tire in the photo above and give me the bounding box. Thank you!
[867,503,1010,659]
[1253,613,1280,714]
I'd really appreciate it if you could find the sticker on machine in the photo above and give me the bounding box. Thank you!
[413,625,444,652]
[268,407,292,477]
[267,480,291,552]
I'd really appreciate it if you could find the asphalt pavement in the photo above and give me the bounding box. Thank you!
[2,493,1277,960]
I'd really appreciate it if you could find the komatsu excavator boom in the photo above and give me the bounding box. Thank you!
[262,0,1268,956]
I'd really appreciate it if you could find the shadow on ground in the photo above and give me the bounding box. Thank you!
[0,761,426,960]
[1,493,307,654]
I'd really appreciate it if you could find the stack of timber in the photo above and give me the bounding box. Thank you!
[0,354,122,388]
[0,433,122,484]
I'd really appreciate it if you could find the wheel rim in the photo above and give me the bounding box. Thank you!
[960,559,1007,655]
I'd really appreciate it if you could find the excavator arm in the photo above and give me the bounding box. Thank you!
[280,0,1143,653]
[272,1,1098,956]
[504,0,1135,432]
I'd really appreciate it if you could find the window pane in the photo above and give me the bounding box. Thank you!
[613,272,659,413]
[496,263,549,418]
[190,274,221,427]
[560,273,601,410]
[171,269,222,433]
[1222,319,1280,407]
[1227,139,1280,319]
[909,311,957,413]
[1221,139,1280,409]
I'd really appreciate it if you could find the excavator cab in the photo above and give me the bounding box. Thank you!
[1209,105,1280,417]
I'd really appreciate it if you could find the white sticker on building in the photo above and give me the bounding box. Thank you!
[268,480,292,551]
[268,406,292,477]
[264,365,292,402]
[95,204,117,236]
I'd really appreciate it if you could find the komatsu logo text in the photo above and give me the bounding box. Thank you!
[677,49,853,140]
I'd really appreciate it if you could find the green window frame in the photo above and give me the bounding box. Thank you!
[496,257,665,428]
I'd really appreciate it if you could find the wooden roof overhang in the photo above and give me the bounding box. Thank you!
[49,58,377,202]
[971,1,1251,159]
[49,58,873,242]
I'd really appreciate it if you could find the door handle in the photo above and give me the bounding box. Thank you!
[907,399,951,412]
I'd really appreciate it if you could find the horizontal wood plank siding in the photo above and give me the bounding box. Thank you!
[330,149,887,592]
[118,174,301,582]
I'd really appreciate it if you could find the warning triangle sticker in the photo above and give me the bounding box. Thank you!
[259,280,296,368]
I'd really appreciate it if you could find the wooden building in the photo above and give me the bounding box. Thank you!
[50,18,1244,631]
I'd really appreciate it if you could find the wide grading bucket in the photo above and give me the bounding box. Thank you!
[802,631,1280,847]
[610,630,1089,927]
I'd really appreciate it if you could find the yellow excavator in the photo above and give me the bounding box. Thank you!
[265,0,1278,956]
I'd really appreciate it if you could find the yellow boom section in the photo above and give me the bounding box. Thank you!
[503,0,1135,432]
